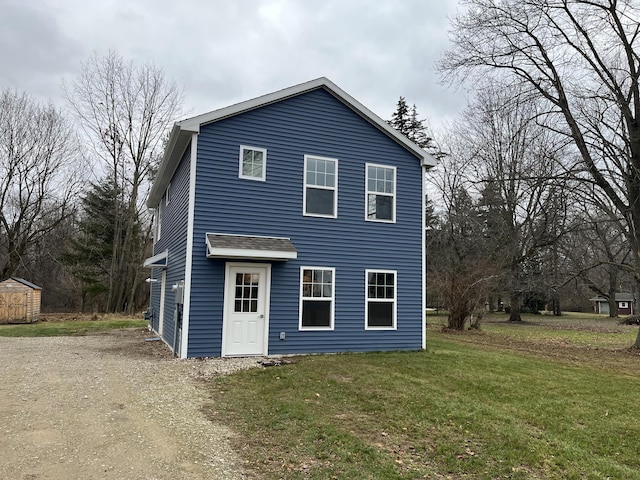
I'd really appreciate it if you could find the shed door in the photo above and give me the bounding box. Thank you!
[8,293,27,322]
[223,264,270,356]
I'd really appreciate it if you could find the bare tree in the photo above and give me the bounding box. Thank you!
[428,139,499,330]
[562,189,635,317]
[440,0,640,345]
[64,51,182,313]
[463,88,571,321]
[0,89,81,279]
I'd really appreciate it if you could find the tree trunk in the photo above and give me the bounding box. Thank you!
[447,274,470,330]
[508,291,522,322]
[447,305,469,330]
[608,286,618,318]
[633,283,640,349]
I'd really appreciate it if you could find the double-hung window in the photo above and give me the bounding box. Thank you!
[366,270,396,329]
[239,145,267,181]
[304,155,337,217]
[299,267,335,330]
[366,164,396,222]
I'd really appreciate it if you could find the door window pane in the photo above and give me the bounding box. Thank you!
[234,271,260,312]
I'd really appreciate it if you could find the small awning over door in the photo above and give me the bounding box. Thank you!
[206,233,297,261]
[143,250,168,268]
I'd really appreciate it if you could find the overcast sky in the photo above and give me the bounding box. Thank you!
[1,0,466,128]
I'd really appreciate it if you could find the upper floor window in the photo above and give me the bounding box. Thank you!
[365,270,396,329]
[165,182,171,206]
[304,155,337,218]
[366,164,396,222]
[155,202,162,242]
[239,145,267,181]
[299,267,335,330]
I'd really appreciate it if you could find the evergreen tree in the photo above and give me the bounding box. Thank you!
[63,179,147,312]
[388,96,443,156]
[408,104,430,148]
[388,96,411,137]
[65,51,181,313]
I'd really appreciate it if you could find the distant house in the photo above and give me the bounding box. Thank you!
[590,293,636,315]
[143,77,436,358]
[0,277,42,324]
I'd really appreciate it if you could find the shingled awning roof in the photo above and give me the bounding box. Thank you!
[206,233,297,261]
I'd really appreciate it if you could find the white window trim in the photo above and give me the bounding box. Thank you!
[299,266,335,331]
[620,301,629,308]
[238,145,267,181]
[365,163,396,223]
[155,203,162,242]
[165,182,171,206]
[365,269,397,330]
[303,155,338,218]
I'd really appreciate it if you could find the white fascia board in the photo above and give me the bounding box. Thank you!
[316,79,438,167]
[178,77,331,131]
[147,77,438,209]
[143,250,168,268]
[179,77,436,165]
[147,123,198,208]
[206,247,297,261]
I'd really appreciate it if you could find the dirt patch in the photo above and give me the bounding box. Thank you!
[0,328,261,480]
[38,312,137,323]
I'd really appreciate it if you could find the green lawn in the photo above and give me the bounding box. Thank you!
[207,314,640,479]
[0,316,147,336]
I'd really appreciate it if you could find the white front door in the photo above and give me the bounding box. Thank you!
[223,264,270,356]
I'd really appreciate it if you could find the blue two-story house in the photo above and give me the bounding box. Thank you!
[144,77,436,358]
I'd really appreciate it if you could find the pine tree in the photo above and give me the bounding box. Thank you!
[408,104,430,148]
[388,97,444,156]
[63,179,145,312]
[388,96,411,136]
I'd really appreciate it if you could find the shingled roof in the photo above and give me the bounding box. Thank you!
[206,233,297,261]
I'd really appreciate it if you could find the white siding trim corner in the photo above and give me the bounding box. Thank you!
[422,165,427,351]
[180,134,198,359]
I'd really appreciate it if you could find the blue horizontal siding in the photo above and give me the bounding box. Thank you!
[186,88,423,357]
[151,144,191,351]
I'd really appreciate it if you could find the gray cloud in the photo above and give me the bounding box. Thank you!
[0,0,84,102]
[0,0,465,125]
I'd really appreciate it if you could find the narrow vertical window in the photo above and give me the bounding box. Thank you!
[304,155,338,217]
[366,270,396,329]
[155,202,162,242]
[239,145,267,181]
[165,182,171,206]
[299,267,335,329]
[366,164,395,222]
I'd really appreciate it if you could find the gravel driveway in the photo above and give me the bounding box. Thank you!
[0,328,261,480]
